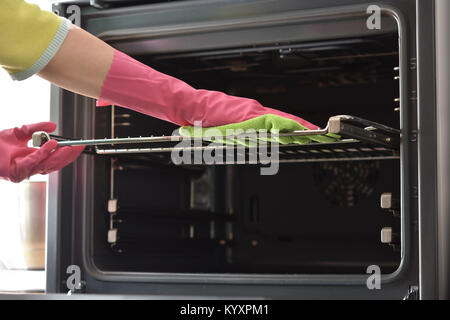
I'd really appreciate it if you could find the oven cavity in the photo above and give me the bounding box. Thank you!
[91,33,402,275]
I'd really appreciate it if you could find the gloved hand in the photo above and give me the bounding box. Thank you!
[96,50,321,129]
[0,122,84,183]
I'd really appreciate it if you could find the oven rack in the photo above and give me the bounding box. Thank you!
[103,140,399,165]
[32,115,400,163]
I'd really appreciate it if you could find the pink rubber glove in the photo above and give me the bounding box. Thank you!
[97,50,320,130]
[0,122,85,183]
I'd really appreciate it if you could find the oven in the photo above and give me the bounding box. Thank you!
[44,0,449,299]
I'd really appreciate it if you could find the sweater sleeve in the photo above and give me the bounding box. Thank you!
[0,0,71,81]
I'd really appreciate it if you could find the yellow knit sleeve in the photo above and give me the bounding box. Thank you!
[0,0,71,80]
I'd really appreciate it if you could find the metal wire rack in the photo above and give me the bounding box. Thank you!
[32,115,400,164]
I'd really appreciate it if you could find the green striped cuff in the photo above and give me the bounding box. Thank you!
[11,17,72,81]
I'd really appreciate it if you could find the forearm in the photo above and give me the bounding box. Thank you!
[38,25,114,99]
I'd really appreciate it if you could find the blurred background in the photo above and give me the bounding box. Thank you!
[0,0,53,293]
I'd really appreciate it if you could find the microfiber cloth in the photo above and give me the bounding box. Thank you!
[179,114,340,146]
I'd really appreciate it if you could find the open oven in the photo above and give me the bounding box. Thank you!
[45,0,446,299]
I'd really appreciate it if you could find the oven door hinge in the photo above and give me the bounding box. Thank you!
[403,285,419,300]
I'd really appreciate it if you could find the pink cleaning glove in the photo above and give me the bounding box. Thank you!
[0,122,85,183]
[97,50,320,130]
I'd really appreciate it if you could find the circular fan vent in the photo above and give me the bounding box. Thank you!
[313,161,380,208]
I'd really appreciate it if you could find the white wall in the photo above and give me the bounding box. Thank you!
[0,0,53,276]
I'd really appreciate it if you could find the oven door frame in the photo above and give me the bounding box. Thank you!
[46,0,424,299]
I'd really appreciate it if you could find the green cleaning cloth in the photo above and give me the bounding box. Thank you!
[179,114,340,146]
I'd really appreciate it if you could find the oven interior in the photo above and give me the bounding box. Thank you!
[89,32,402,275]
